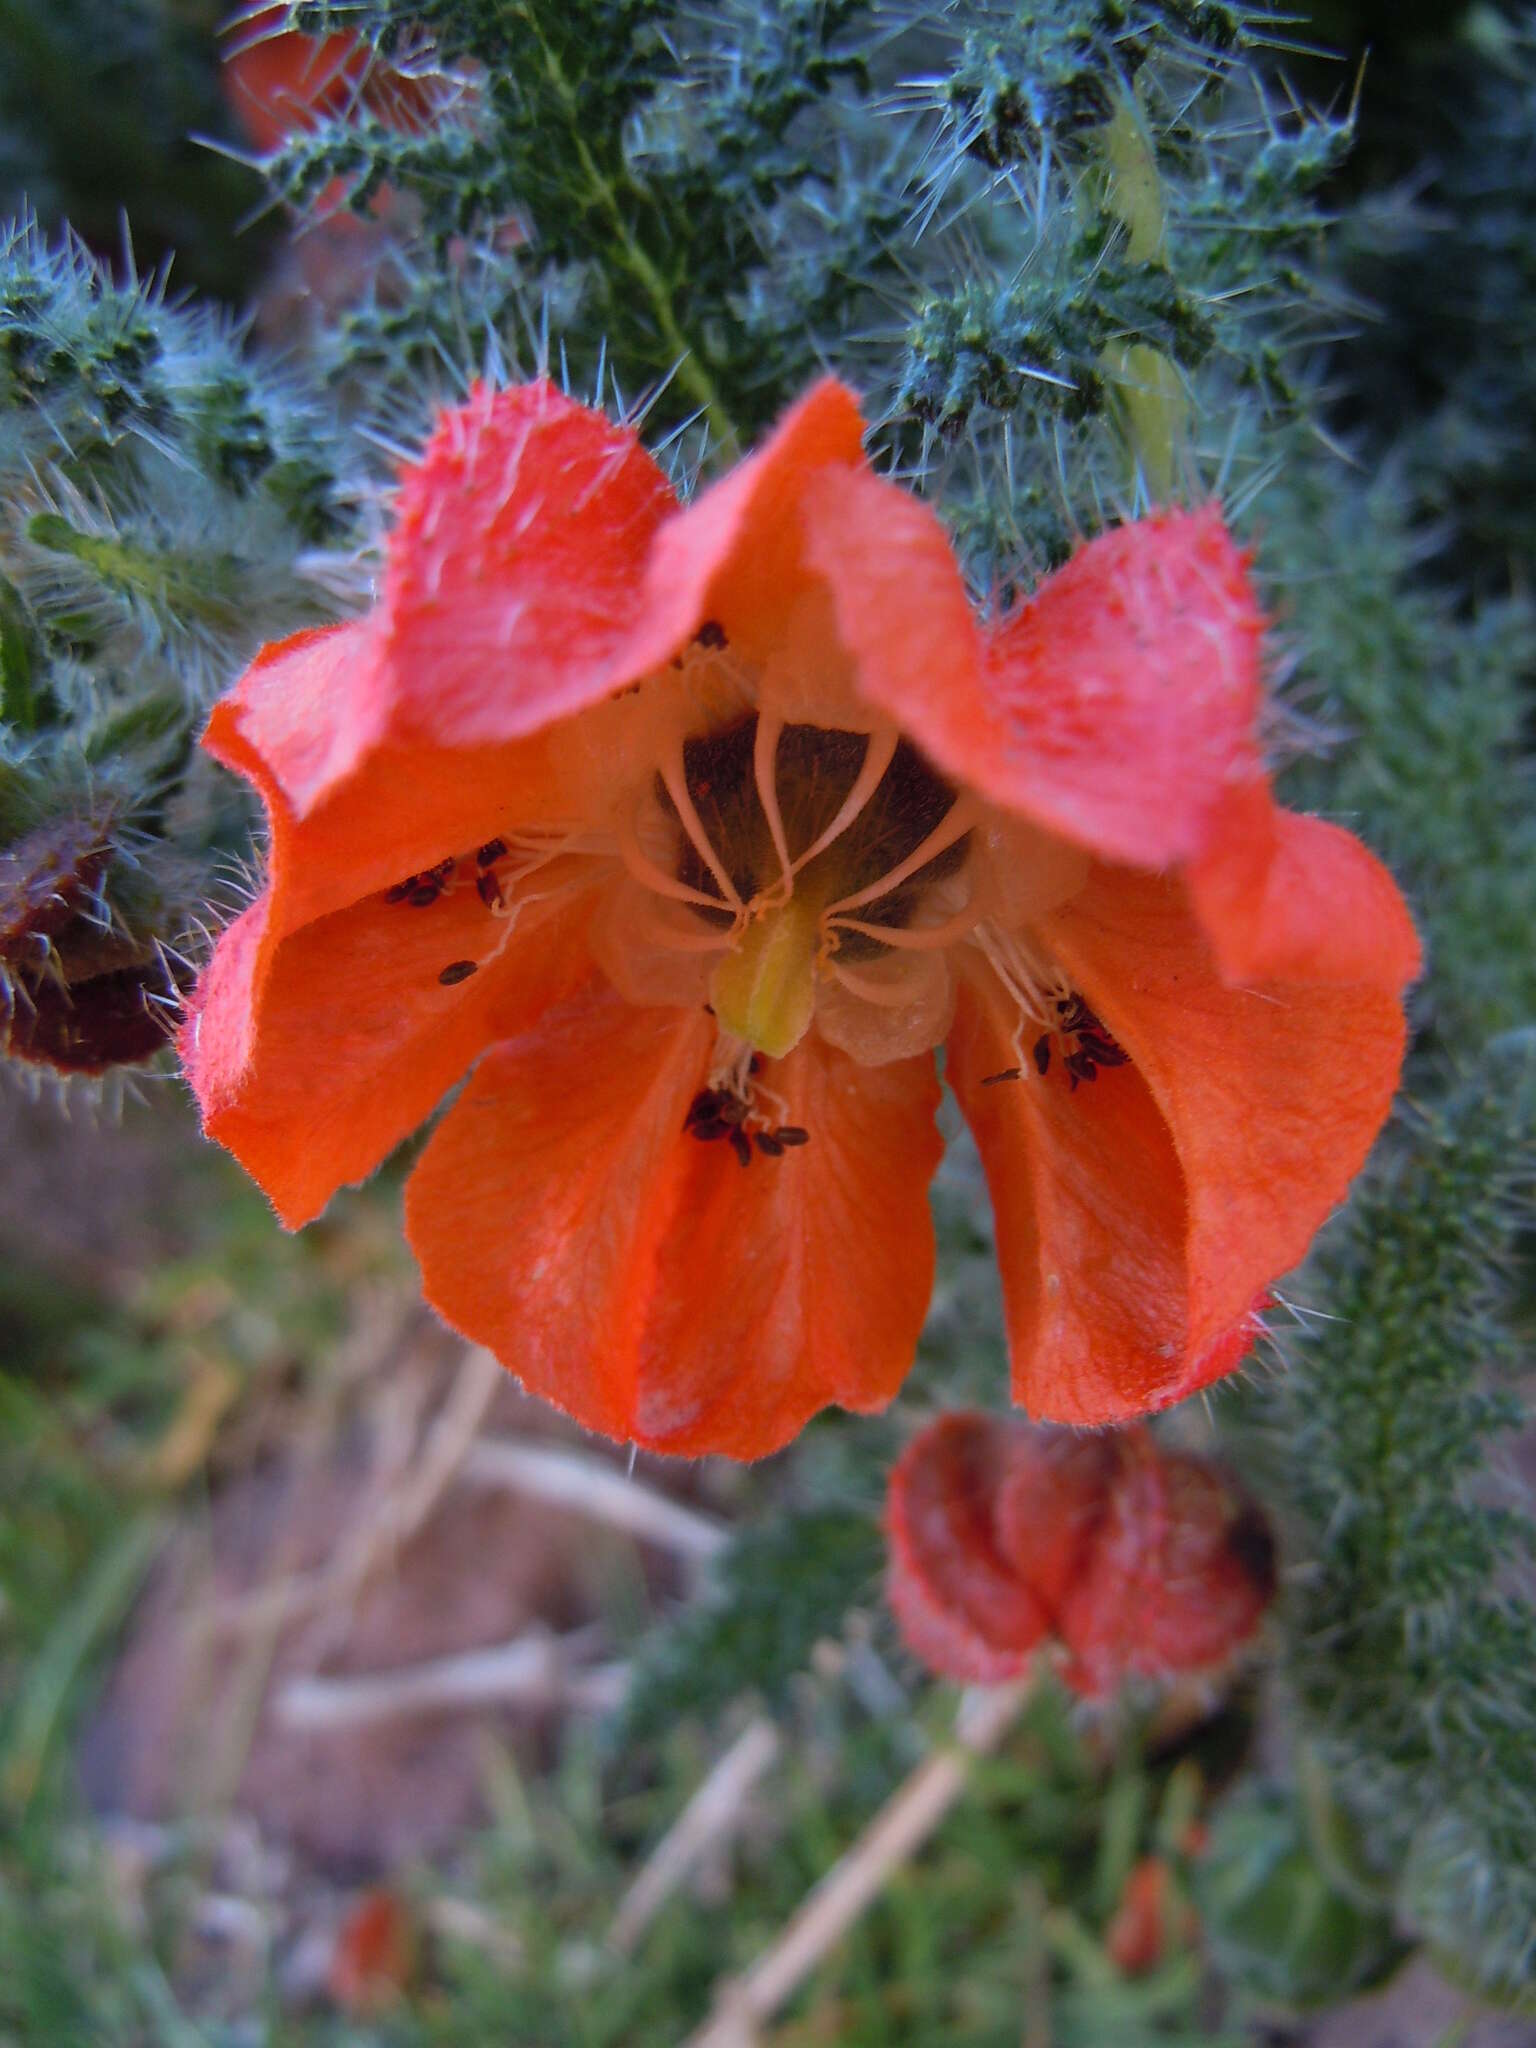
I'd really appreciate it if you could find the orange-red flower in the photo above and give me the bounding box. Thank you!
[885,1412,1275,1691]
[181,377,1418,1459]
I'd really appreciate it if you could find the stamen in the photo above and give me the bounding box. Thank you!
[826,901,982,955]
[706,1032,792,1126]
[968,919,1070,1068]
[789,726,900,876]
[658,738,745,911]
[752,712,795,906]
[822,795,981,919]
[707,1032,759,1099]
[616,807,747,919]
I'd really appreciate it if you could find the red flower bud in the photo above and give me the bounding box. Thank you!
[886,1414,1274,1694]
[1056,1430,1276,1698]
[885,1412,1111,1683]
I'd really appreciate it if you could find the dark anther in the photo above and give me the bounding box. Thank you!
[688,1118,730,1143]
[1032,1034,1052,1077]
[1055,990,1130,1083]
[438,959,478,986]
[476,839,508,867]
[754,1131,785,1157]
[685,1088,724,1130]
[476,872,503,910]
[981,1068,1022,1086]
[695,619,727,649]
[393,855,456,908]
[728,1127,753,1168]
[1079,1033,1130,1069]
[773,1125,810,1146]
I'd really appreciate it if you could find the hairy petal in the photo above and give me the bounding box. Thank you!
[798,463,989,744]
[640,378,867,680]
[1187,788,1423,987]
[184,883,600,1228]
[403,983,941,1459]
[948,958,1195,1423]
[1041,863,1410,1355]
[812,503,1266,874]
[381,379,680,748]
[973,509,1267,869]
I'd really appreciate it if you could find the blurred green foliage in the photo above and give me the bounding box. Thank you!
[0,0,273,303]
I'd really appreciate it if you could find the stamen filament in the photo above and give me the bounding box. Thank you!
[968,920,1069,1066]
[823,795,981,918]
[707,1032,792,1126]
[481,873,591,961]
[827,902,981,953]
[660,740,744,911]
[752,712,796,906]
[789,726,900,876]
[616,808,745,917]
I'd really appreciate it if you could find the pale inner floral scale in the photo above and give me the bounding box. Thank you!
[391,624,1129,1112]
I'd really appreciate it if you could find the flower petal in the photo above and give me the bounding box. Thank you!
[1187,786,1423,988]
[798,463,990,747]
[1041,862,1410,1356]
[203,385,697,950]
[403,982,941,1459]
[381,379,680,748]
[184,880,601,1228]
[191,618,615,1226]
[203,621,582,939]
[974,508,1268,869]
[807,498,1268,874]
[947,961,1195,1423]
[885,1414,1053,1684]
[640,378,867,679]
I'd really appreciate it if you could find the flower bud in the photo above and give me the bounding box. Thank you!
[1057,1429,1276,1698]
[885,1411,1111,1683]
[886,1414,1274,1695]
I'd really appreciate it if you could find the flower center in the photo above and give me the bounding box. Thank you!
[646,711,977,1058]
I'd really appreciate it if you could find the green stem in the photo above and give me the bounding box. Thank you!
[522,10,742,455]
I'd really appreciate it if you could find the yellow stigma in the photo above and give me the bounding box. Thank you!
[710,896,821,1059]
